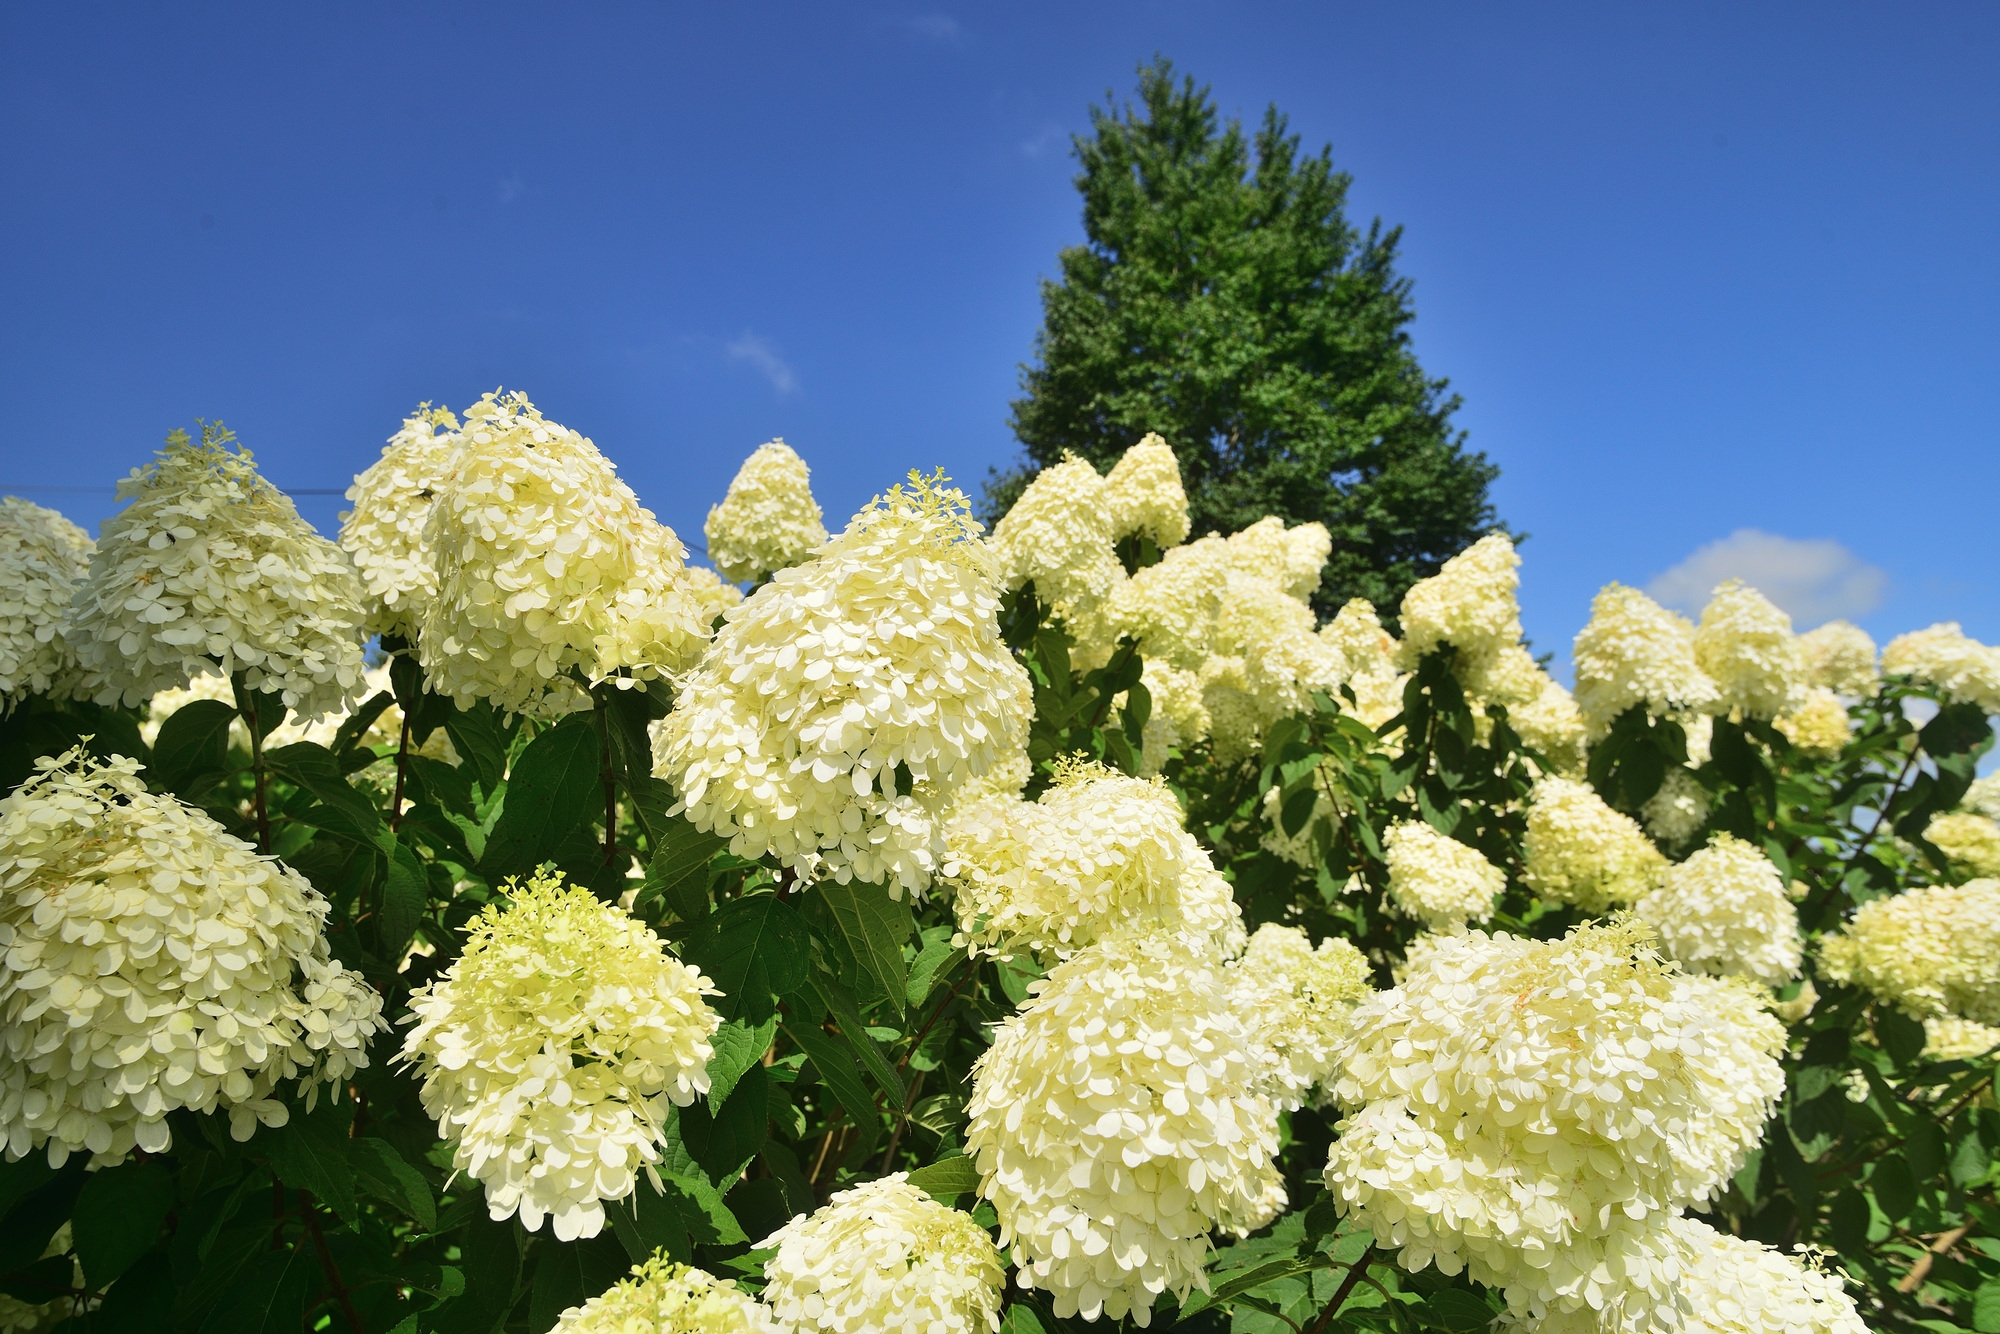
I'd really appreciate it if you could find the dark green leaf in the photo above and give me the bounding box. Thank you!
[905,1155,981,1202]
[906,935,958,1008]
[787,1024,876,1125]
[679,1064,769,1181]
[90,1250,175,1333]
[1953,1127,1990,1187]
[71,1159,174,1286]
[687,896,811,1024]
[657,1121,747,1244]
[261,1097,356,1220]
[1872,1157,1918,1221]
[705,1017,779,1114]
[807,880,914,1016]
[406,753,476,821]
[198,1245,309,1334]
[350,1138,436,1232]
[0,1165,83,1276]
[638,812,729,924]
[1879,1008,1928,1068]
[1828,1186,1870,1258]
[814,973,906,1107]
[1419,1290,1499,1332]
[529,1232,629,1332]
[375,829,428,961]
[147,699,236,796]
[1908,1116,1947,1181]
[0,1156,54,1222]
[478,718,601,881]
[329,689,395,760]
[443,701,509,795]
[265,742,381,842]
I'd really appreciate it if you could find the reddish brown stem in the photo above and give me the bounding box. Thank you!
[389,701,412,833]
[300,1189,365,1333]
[1304,1247,1374,1334]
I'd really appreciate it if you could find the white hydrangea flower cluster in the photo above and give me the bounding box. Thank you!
[1965,774,2000,822]
[1881,623,2000,713]
[1818,878,2000,1024]
[1101,433,1191,549]
[1692,580,1807,719]
[683,564,746,624]
[1323,598,1409,732]
[418,391,711,717]
[67,423,368,721]
[758,1173,1006,1334]
[1668,1217,1867,1334]
[1923,1016,2000,1062]
[1776,687,1853,756]
[398,869,721,1241]
[1109,537,1232,670]
[1638,767,1710,849]
[990,455,1124,635]
[1224,515,1332,603]
[945,764,1244,961]
[1521,777,1668,911]
[656,472,1033,897]
[0,497,93,711]
[703,438,829,584]
[1323,923,1787,1333]
[337,404,460,638]
[965,935,1280,1327]
[553,1257,779,1334]
[1797,620,1878,697]
[0,750,386,1167]
[1383,820,1505,929]
[1201,572,1343,762]
[1465,646,1587,772]
[1223,923,1372,1109]
[1632,834,1802,986]
[1396,533,1522,672]
[1258,765,1340,868]
[1572,584,1720,737]
[1927,812,2000,879]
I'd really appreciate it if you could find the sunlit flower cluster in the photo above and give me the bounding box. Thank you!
[1776,686,1853,756]
[1638,768,1710,850]
[1797,620,1878,697]
[0,749,385,1167]
[656,472,1033,897]
[1383,820,1505,929]
[399,869,721,1241]
[1882,623,2000,712]
[759,1173,1005,1334]
[990,455,1124,631]
[1224,516,1331,603]
[1632,834,1802,986]
[338,404,460,638]
[945,764,1243,961]
[1927,812,2000,879]
[0,497,93,711]
[1691,580,1807,720]
[1223,924,1372,1109]
[1323,922,1787,1332]
[1572,583,1719,736]
[1818,878,2000,1025]
[1102,433,1191,550]
[1322,598,1408,731]
[1667,1217,1868,1334]
[1396,533,1522,672]
[553,1257,779,1334]
[704,438,829,584]
[67,423,368,721]
[418,391,712,716]
[1521,777,1668,911]
[965,935,1280,1327]
[1966,775,2000,822]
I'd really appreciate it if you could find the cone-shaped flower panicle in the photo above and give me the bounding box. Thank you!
[1819,878,2000,1024]
[1521,777,1668,911]
[67,421,368,720]
[1384,821,1506,929]
[1638,767,1710,850]
[1110,536,1233,670]
[1775,687,1852,756]
[759,1174,1006,1334]
[1323,922,1786,1332]
[1223,516,1332,604]
[655,471,1033,897]
[990,455,1124,628]
[1223,924,1372,1109]
[1101,433,1191,550]
[1692,580,1807,719]
[0,749,386,1167]
[946,763,1245,963]
[1882,622,2000,713]
[1797,619,1878,697]
[1667,1217,1867,1334]
[704,438,829,584]
[399,869,722,1241]
[0,497,93,711]
[338,403,461,638]
[965,935,1281,1326]
[1633,833,1802,986]
[1928,812,2000,879]
[1397,533,1522,672]
[1572,583,1720,737]
[552,1256,779,1334]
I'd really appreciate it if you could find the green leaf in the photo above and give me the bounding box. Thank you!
[478,719,601,881]
[814,973,906,1107]
[406,753,477,821]
[529,1232,630,1332]
[375,829,428,961]
[1878,1007,1928,1068]
[905,1155,981,1202]
[0,1156,54,1222]
[688,896,811,1023]
[198,1245,309,1334]
[1420,1290,1500,1332]
[260,1096,356,1220]
[89,1250,175,1333]
[705,1016,779,1114]
[0,1165,83,1275]
[1953,1125,1990,1187]
[787,1023,877,1125]
[807,880,914,1015]
[679,1064,769,1182]
[906,934,959,1008]
[147,699,236,796]
[1974,1280,2000,1334]
[350,1137,436,1232]
[658,1121,748,1244]
[71,1159,174,1286]
[1872,1156,1918,1222]
[329,689,395,760]
[265,741,381,842]
[638,811,730,924]
[444,700,510,795]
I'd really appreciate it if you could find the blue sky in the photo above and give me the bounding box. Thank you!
[2,2,1995,674]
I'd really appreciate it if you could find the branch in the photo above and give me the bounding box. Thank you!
[1897,1222,1970,1294]
[1304,1245,1374,1334]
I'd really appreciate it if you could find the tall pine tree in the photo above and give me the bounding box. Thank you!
[996,60,1502,616]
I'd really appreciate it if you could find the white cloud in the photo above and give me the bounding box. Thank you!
[725,333,798,395]
[1646,529,1888,628]
[907,13,962,42]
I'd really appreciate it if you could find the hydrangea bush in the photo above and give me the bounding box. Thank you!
[0,405,1995,1334]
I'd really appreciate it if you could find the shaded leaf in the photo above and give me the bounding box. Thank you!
[261,1097,356,1220]
[478,718,601,881]
[705,1016,778,1115]
[72,1159,174,1286]
[687,896,811,1024]
[147,699,236,797]
[807,880,913,1016]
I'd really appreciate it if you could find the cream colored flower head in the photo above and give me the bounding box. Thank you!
[0,749,386,1168]
[946,762,1244,962]
[1775,687,1852,757]
[1632,833,1802,986]
[682,565,745,624]
[1572,583,1720,736]
[1926,812,2000,879]
[1668,1217,1867,1334]
[1203,572,1344,747]
[1819,878,2000,1024]
[338,403,460,639]
[1964,775,2000,822]
[1882,622,2000,713]
[656,471,1033,898]
[398,868,721,1241]
[1136,660,1210,774]
[1692,580,1807,719]
[1798,620,1878,697]
[704,438,829,584]
[1923,1016,2000,1062]
[1639,767,1709,849]
[418,391,711,717]
[1224,924,1372,1109]
[1323,598,1407,731]
[0,496,93,712]
[553,1256,779,1334]
[1109,535,1232,670]
[1521,776,1668,911]
[759,1174,1005,1334]
[1323,922,1786,1331]
[67,421,368,721]
[1102,433,1191,549]
[1221,516,1330,603]
[1397,533,1522,671]
[965,934,1281,1327]
[1384,821,1506,929]
[990,455,1124,625]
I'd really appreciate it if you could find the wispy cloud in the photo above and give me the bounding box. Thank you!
[497,174,524,204]
[906,13,963,43]
[725,333,798,395]
[1647,529,1888,628]
[1019,122,1066,159]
